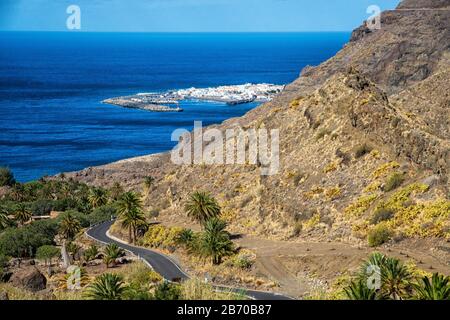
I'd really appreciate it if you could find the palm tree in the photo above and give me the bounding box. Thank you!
[59,214,82,240]
[13,203,32,226]
[177,229,194,247]
[120,208,146,244]
[59,213,82,268]
[9,183,25,201]
[109,182,124,201]
[358,252,411,300]
[199,217,234,265]
[117,192,145,244]
[54,267,90,291]
[85,273,127,300]
[381,257,411,300]
[142,176,155,200]
[83,245,99,264]
[0,207,12,230]
[413,273,450,300]
[61,183,73,199]
[185,191,221,225]
[103,243,124,268]
[88,188,109,209]
[359,252,387,275]
[66,242,81,261]
[344,280,378,300]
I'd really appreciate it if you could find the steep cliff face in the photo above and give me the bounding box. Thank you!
[67,0,449,243]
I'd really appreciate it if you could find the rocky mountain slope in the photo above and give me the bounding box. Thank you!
[65,0,449,246]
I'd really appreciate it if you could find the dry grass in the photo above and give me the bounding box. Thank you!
[0,283,47,300]
[181,278,247,300]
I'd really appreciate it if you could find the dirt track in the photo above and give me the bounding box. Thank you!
[161,217,450,298]
[237,235,450,297]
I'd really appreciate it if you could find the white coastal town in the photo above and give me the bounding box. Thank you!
[103,83,285,112]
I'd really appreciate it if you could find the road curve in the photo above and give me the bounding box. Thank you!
[86,221,294,300]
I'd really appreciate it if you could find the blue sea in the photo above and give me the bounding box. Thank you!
[0,32,349,182]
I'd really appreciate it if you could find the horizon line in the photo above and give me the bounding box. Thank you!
[0,30,353,34]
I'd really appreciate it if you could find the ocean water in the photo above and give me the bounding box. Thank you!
[0,32,349,182]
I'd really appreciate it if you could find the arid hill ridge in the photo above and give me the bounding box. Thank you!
[65,0,449,244]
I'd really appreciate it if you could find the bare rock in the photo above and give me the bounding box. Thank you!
[10,267,47,292]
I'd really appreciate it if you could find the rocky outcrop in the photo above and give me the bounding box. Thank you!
[397,0,450,9]
[10,267,47,292]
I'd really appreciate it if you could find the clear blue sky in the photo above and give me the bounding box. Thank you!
[0,0,401,32]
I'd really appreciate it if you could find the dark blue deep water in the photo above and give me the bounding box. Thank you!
[0,32,349,182]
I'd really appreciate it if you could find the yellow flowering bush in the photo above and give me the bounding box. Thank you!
[344,194,378,217]
[140,225,184,249]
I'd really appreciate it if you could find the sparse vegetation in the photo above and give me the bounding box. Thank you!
[370,207,394,225]
[153,281,181,300]
[323,161,339,173]
[142,176,155,200]
[140,225,184,250]
[302,213,321,231]
[228,250,255,270]
[384,172,405,192]
[315,128,331,140]
[325,186,342,200]
[344,194,378,217]
[367,224,391,247]
[289,98,302,109]
[372,161,400,179]
[354,143,373,158]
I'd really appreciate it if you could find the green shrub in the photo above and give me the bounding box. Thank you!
[52,198,79,212]
[355,144,373,158]
[368,224,391,247]
[123,283,153,300]
[0,219,59,257]
[384,172,405,192]
[29,200,54,216]
[315,128,331,140]
[36,245,60,264]
[153,281,181,300]
[231,252,255,269]
[88,205,116,225]
[0,254,9,282]
[120,262,162,290]
[148,209,160,219]
[293,221,302,236]
[0,167,15,187]
[177,229,194,246]
[370,208,394,225]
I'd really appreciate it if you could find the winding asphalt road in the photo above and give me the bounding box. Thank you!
[86,221,294,300]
